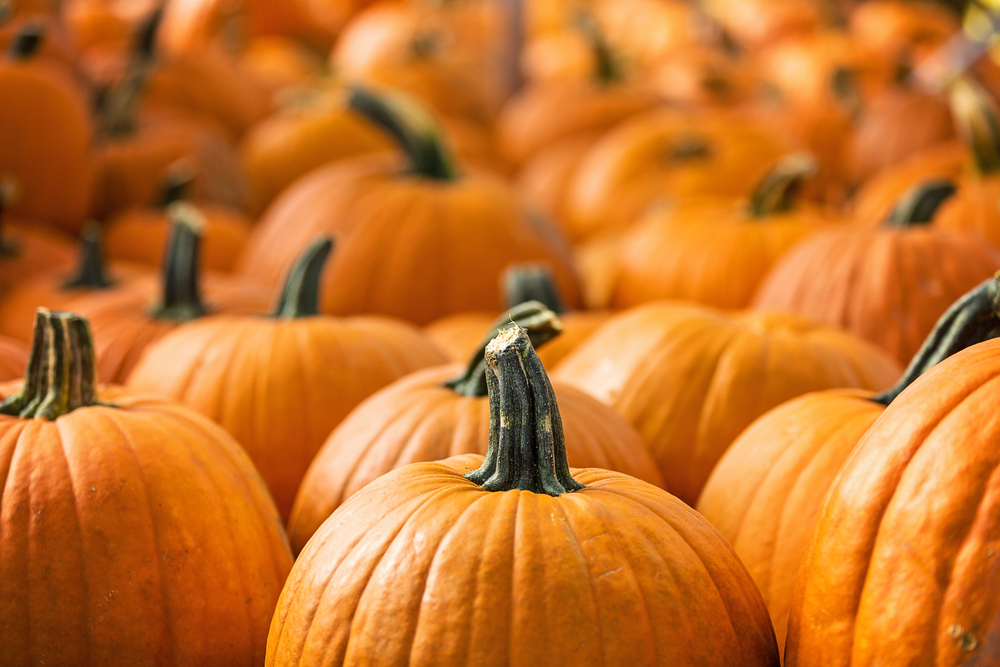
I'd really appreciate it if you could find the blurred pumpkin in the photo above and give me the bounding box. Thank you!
[288,301,660,553]
[0,334,27,380]
[128,238,448,519]
[553,302,901,504]
[269,324,780,667]
[0,178,76,295]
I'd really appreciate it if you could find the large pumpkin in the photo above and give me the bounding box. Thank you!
[754,181,1000,364]
[127,238,448,519]
[288,301,660,553]
[268,325,780,666]
[784,308,1000,665]
[553,302,901,504]
[238,87,580,324]
[0,308,292,665]
[697,275,1000,657]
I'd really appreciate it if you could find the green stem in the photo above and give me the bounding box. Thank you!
[99,5,163,138]
[0,309,104,419]
[348,86,457,181]
[273,237,333,318]
[573,11,620,84]
[748,154,817,217]
[445,301,563,397]
[151,203,207,321]
[502,264,565,314]
[465,325,584,495]
[884,180,957,226]
[871,274,1000,405]
[156,163,195,208]
[950,77,1000,175]
[7,23,43,60]
[63,224,114,290]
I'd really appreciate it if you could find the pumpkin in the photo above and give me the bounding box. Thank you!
[514,132,599,229]
[0,224,144,343]
[0,24,93,235]
[0,308,292,665]
[574,230,626,310]
[610,153,829,310]
[425,264,608,368]
[71,204,270,383]
[563,108,789,242]
[753,181,1000,365]
[0,334,28,380]
[0,180,76,294]
[289,301,657,552]
[553,302,901,504]
[237,35,325,95]
[268,324,780,666]
[784,306,1000,665]
[698,275,1000,657]
[238,87,580,324]
[127,237,448,519]
[104,164,252,272]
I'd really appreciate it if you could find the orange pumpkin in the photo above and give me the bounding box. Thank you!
[0,308,292,666]
[238,87,580,324]
[237,35,325,95]
[698,275,1000,657]
[754,181,1000,364]
[553,302,901,504]
[104,166,252,272]
[563,108,788,242]
[785,314,1000,665]
[268,325,780,666]
[0,334,28,380]
[514,132,599,229]
[290,301,661,552]
[0,24,93,235]
[702,0,823,50]
[72,205,270,383]
[610,153,829,310]
[127,238,448,519]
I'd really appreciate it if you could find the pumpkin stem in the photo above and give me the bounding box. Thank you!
[273,237,334,318]
[156,162,196,208]
[347,86,457,181]
[573,11,620,84]
[7,23,44,60]
[445,301,562,397]
[884,180,957,226]
[502,264,566,314]
[63,223,114,290]
[748,153,817,217]
[0,309,103,420]
[950,77,1000,175]
[871,274,1000,405]
[465,325,584,495]
[99,5,163,138]
[0,177,20,257]
[150,203,207,321]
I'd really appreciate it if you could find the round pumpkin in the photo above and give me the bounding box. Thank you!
[697,275,1000,656]
[289,301,659,552]
[610,153,829,310]
[71,204,270,383]
[753,181,1000,365]
[268,324,780,666]
[127,237,448,519]
[0,308,292,665]
[238,87,580,324]
[553,302,902,504]
[784,314,1000,665]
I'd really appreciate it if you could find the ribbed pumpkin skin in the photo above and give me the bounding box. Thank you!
[696,389,883,657]
[553,304,901,504]
[127,315,449,519]
[269,455,780,667]
[238,154,580,324]
[69,274,271,383]
[753,227,1000,365]
[786,339,1000,666]
[0,336,28,380]
[287,365,664,552]
[0,385,293,666]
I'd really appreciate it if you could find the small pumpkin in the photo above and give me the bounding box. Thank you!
[610,153,828,310]
[71,204,270,383]
[698,275,1000,656]
[127,237,449,519]
[753,180,1000,365]
[238,87,580,324]
[289,301,658,552]
[553,302,901,504]
[269,324,780,666]
[0,308,292,665]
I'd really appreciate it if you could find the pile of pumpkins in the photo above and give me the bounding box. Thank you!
[2,0,1000,664]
